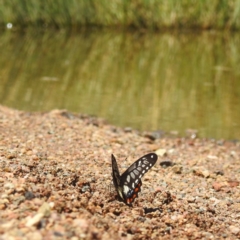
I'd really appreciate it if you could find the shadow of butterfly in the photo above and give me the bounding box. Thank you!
[111,153,158,205]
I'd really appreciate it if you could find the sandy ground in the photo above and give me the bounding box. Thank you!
[0,105,239,239]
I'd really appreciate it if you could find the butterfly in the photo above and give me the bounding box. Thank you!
[111,153,158,205]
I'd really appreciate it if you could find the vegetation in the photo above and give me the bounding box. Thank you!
[0,0,240,30]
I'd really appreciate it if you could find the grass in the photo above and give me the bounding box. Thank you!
[0,0,240,30]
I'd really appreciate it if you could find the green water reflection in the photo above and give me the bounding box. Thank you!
[0,29,239,140]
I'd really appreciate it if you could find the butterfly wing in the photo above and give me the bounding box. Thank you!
[120,153,158,205]
[111,154,124,200]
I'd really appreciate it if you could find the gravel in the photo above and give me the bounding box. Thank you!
[0,105,239,239]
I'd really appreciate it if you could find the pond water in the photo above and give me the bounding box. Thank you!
[0,29,239,140]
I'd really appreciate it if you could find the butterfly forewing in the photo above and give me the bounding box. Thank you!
[121,153,158,204]
[111,153,158,205]
[121,153,158,181]
[111,154,121,189]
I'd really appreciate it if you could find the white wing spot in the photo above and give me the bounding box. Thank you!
[142,164,146,168]
[132,183,135,188]
[137,167,142,171]
[135,179,138,183]
[123,185,130,195]
[130,172,135,179]
[126,175,130,182]
[144,160,149,165]
[142,170,146,174]
[139,175,142,178]
[134,169,139,175]
[146,167,149,170]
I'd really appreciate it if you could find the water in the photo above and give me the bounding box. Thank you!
[0,29,239,140]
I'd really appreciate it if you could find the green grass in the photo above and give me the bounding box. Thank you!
[0,0,240,30]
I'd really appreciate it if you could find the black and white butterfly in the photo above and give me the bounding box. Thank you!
[111,153,158,205]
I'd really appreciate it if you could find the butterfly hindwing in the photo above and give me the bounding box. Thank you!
[111,153,158,205]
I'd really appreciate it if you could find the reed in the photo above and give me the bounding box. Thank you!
[0,0,240,30]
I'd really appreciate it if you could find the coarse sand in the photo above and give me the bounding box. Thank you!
[0,105,239,239]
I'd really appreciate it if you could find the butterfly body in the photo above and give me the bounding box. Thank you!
[111,153,158,205]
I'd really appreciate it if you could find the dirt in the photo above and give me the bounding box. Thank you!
[0,105,239,239]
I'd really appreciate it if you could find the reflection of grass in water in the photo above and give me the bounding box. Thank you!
[0,30,239,140]
[1,1,240,29]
